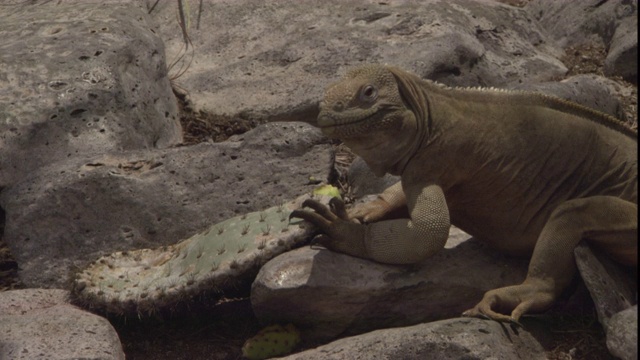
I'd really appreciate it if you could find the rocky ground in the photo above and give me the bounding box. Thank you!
[0,36,632,360]
[0,0,636,359]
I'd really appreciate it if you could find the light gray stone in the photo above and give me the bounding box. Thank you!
[0,289,125,360]
[1,123,332,288]
[0,2,182,189]
[606,305,638,360]
[145,0,565,122]
[278,317,547,360]
[251,228,527,341]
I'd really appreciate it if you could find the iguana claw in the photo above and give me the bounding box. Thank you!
[461,308,523,328]
[290,197,369,259]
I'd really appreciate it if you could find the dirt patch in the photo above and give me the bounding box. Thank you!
[174,88,261,145]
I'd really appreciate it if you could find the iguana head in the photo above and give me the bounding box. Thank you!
[316,64,428,176]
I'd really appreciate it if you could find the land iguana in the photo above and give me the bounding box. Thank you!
[290,64,637,324]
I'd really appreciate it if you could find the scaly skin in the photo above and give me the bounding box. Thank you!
[291,64,637,324]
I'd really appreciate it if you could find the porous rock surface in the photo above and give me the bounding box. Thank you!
[276,317,547,360]
[147,0,567,121]
[0,289,125,360]
[0,2,181,188]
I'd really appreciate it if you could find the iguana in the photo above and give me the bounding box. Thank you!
[290,64,637,324]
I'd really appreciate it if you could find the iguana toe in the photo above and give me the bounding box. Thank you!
[462,303,515,323]
[462,282,555,325]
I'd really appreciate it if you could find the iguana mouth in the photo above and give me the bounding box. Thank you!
[317,107,380,129]
[317,110,387,138]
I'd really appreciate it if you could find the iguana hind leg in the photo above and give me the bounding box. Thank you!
[463,196,637,323]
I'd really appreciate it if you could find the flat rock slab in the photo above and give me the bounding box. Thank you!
[1,123,332,288]
[0,2,181,187]
[574,242,636,326]
[251,228,528,340]
[278,317,547,360]
[0,289,125,360]
[147,0,565,122]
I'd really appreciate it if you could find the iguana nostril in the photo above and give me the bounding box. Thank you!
[333,101,345,112]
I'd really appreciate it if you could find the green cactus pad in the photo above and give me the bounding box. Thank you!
[242,324,301,360]
[71,194,330,316]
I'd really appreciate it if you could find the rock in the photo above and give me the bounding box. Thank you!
[525,0,637,47]
[511,74,626,120]
[0,2,182,188]
[145,0,565,122]
[1,123,332,288]
[277,317,547,360]
[604,15,638,83]
[606,305,638,360]
[251,228,527,341]
[347,157,399,198]
[0,288,125,360]
[574,242,636,326]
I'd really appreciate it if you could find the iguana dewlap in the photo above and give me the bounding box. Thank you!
[291,64,637,323]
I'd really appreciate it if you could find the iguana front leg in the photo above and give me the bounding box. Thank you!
[349,182,408,223]
[463,196,638,323]
[290,184,450,264]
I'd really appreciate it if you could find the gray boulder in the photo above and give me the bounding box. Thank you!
[145,0,566,122]
[278,317,547,360]
[0,2,182,188]
[1,123,332,288]
[251,228,528,341]
[0,288,125,360]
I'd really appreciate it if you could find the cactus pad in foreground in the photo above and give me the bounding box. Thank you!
[242,324,301,360]
[72,193,331,316]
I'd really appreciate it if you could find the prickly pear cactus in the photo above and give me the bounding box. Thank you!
[71,193,331,316]
[242,324,301,360]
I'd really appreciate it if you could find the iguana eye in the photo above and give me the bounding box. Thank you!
[359,85,378,102]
